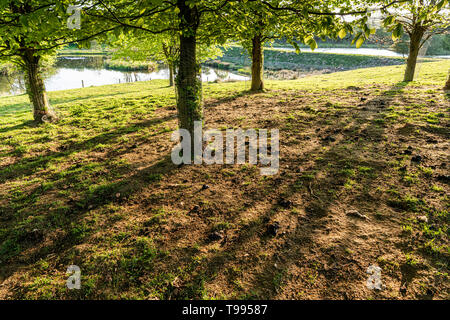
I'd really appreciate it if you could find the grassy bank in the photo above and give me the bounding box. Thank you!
[104,59,157,72]
[57,48,110,57]
[0,60,448,299]
[206,46,407,76]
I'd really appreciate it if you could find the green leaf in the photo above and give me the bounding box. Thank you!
[436,0,447,10]
[392,23,403,41]
[383,16,395,28]
[356,37,364,49]
[307,38,317,51]
[292,42,300,54]
[338,28,347,39]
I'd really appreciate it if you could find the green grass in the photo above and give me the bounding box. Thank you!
[104,59,157,72]
[57,48,110,56]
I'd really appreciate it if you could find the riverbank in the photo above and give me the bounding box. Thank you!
[205,46,409,79]
[104,59,157,72]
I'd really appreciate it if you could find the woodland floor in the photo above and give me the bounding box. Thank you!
[0,60,448,299]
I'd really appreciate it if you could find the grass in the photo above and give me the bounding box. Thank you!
[0,59,448,299]
[57,48,110,57]
[104,59,157,72]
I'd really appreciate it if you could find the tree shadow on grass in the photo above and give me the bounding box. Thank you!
[197,96,390,299]
[144,85,399,300]
[0,114,176,183]
[0,152,179,288]
[0,120,35,134]
[167,81,442,300]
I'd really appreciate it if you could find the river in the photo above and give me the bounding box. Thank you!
[0,56,249,97]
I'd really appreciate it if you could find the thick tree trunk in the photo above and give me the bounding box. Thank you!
[444,74,450,91]
[176,0,202,143]
[404,28,424,82]
[250,35,264,91]
[22,51,57,123]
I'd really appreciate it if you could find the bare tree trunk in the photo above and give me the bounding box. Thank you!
[176,0,202,146]
[22,51,57,123]
[404,28,424,82]
[250,34,264,91]
[169,63,174,87]
[163,42,175,87]
[444,74,450,91]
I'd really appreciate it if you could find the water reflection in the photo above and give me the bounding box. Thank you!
[54,55,106,69]
[0,56,248,97]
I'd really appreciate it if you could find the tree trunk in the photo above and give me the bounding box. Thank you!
[444,74,450,91]
[404,28,424,82]
[169,63,174,87]
[22,51,57,123]
[250,35,264,91]
[176,0,202,143]
[162,42,175,87]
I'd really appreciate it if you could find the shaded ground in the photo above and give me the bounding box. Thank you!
[0,65,448,300]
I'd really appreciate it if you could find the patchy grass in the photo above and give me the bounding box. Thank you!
[0,60,448,300]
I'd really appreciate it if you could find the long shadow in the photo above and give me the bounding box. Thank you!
[134,86,393,299]
[0,152,179,286]
[0,114,176,183]
[169,82,412,299]
[242,83,404,299]
[48,87,167,106]
[204,89,255,109]
[0,120,35,134]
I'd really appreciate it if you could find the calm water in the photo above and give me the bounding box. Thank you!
[0,56,249,97]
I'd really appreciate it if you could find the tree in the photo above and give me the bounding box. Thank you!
[222,0,394,91]
[82,0,230,149]
[0,1,117,123]
[382,0,450,81]
[0,1,66,122]
[221,1,340,91]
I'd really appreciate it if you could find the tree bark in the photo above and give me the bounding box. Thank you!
[250,35,264,91]
[162,42,175,87]
[169,63,174,87]
[22,51,57,123]
[404,27,424,82]
[176,0,202,143]
[444,74,450,91]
